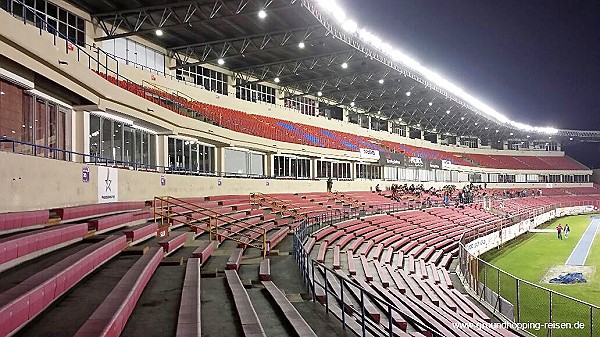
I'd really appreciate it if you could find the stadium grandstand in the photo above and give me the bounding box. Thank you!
[1,0,600,336]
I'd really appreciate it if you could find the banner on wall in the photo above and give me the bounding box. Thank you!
[98,167,119,203]
[406,156,430,170]
[429,159,443,170]
[379,152,406,166]
[359,148,380,160]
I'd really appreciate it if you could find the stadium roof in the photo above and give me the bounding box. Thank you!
[70,0,600,143]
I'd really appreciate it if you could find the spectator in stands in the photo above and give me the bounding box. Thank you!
[327,177,333,193]
[443,193,449,207]
[564,224,570,239]
[556,224,563,240]
[375,184,382,194]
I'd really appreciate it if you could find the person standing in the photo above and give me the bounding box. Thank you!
[556,224,563,240]
[564,224,570,239]
[326,176,333,193]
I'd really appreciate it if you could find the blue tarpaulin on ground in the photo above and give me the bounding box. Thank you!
[549,273,587,284]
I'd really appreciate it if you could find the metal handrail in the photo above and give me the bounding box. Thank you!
[154,195,267,257]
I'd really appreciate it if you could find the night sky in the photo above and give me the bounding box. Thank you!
[340,0,600,168]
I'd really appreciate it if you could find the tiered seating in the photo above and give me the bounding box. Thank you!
[176,258,202,337]
[305,204,519,336]
[123,222,157,244]
[74,247,163,337]
[158,232,187,255]
[0,223,88,272]
[224,269,266,337]
[0,235,126,336]
[0,209,49,234]
[95,71,590,171]
[55,201,145,221]
[89,211,150,233]
[262,281,317,336]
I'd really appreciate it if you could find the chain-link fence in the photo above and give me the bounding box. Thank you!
[459,200,600,337]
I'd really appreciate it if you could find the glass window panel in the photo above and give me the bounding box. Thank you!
[123,125,135,163]
[113,122,122,162]
[142,132,150,165]
[101,118,112,159]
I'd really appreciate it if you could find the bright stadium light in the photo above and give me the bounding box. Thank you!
[446,110,450,114]
[155,29,163,36]
[405,91,411,96]
[317,91,323,96]
[298,42,305,49]
[341,62,348,69]
[274,77,280,83]
[258,10,267,19]
[350,101,355,107]
[217,58,225,65]
[428,102,433,106]
[379,79,384,84]
[316,0,560,135]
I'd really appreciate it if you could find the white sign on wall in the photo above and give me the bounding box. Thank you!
[98,167,119,203]
[359,148,380,160]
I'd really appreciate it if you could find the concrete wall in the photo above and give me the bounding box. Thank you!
[1,150,594,213]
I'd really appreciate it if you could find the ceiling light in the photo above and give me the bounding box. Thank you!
[527,135,530,138]
[460,117,465,120]
[432,128,437,132]
[317,91,323,97]
[341,62,348,69]
[155,29,163,36]
[428,102,432,106]
[496,130,499,133]
[405,91,411,96]
[509,132,513,136]
[474,123,478,126]
[446,110,450,114]
[217,58,225,65]
[258,10,267,19]
[379,79,384,84]
[485,127,489,130]
[298,42,305,49]
[569,137,573,141]
[350,102,355,107]
[274,77,280,83]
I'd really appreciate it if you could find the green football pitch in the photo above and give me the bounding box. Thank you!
[480,214,600,337]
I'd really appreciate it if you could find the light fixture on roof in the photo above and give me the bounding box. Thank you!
[527,135,531,138]
[432,128,437,132]
[274,77,280,83]
[474,122,478,126]
[155,29,163,36]
[316,0,558,135]
[341,62,348,69]
[298,42,305,49]
[405,91,411,96]
[569,137,573,141]
[350,101,355,107]
[460,117,465,120]
[485,127,489,130]
[378,79,384,84]
[428,102,432,106]
[342,20,358,33]
[317,91,323,97]
[217,58,225,65]
[258,9,267,19]
[509,132,514,136]
[548,136,552,139]
[446,110,450,114]
[496,129,499,133]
